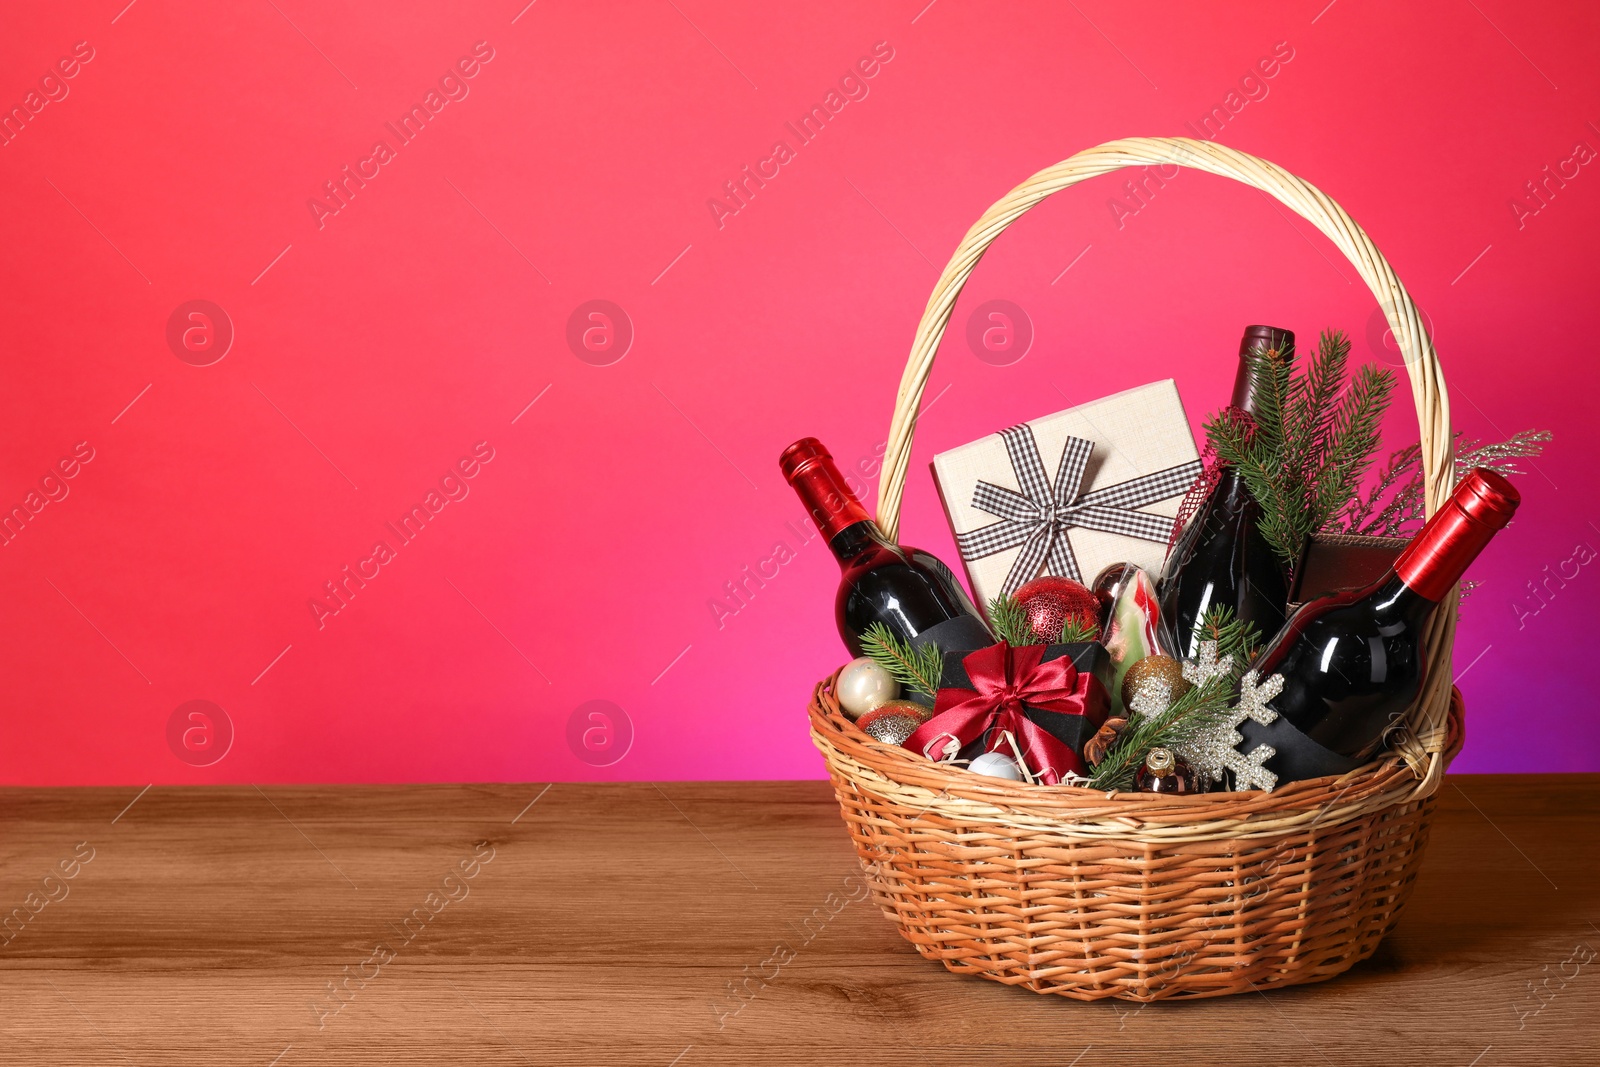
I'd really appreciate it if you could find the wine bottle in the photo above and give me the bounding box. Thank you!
[780,438,993,660]
[1159,325,1294,658]
[1240,468,1520,783]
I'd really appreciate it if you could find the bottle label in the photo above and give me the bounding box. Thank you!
[1237,714,1362,782]
[909,616,996,665]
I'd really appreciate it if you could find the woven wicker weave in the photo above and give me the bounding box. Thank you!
[807,137,1465,1001]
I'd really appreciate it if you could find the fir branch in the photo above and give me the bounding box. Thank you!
[1197,604,1261,672]
[987,596,1039,646]
[1307,363,1394,542]
[1084,608,1257,790]
[1059,616,1100,645]
[1244,344,1293,468]
[1085,673,1236,792]
[860,623,944,696]
[1206,409,1279,523]
[1294,334,1395,556]
[1203,328,1397,565]
[1286,331,1337,470]
[1206,400,1300,564]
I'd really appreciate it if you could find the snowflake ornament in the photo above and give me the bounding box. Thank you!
[1173,669,1285,793]
[1128,678,1171,720]
[1181,639,1234,688]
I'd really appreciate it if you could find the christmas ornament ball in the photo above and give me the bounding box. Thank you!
[836,657,899,720]
[1136,746,1198,794]
[967,750,1026,781]
[1091,562,1136,614]
[1120,654,1193,711]
[1012,575,1102,643]
[855,702,930,745]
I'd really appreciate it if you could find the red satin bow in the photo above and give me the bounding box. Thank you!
[902,642,1091,783]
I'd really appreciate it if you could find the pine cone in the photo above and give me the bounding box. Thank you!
[1083,717,1127,767]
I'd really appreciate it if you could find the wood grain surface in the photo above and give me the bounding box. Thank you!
[0,776,1594,1066]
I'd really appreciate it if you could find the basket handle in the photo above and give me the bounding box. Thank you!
[874,137,1458,776]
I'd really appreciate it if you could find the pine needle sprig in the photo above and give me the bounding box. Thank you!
[986,596,1038,646]
[860,623,944,697]
[1085,674,1236,792]
[1312,362,1394,526]
[1059,616,1100,645]
[1203,404,1297,562]
[1205,329,1397,568]
[1197,604,1261,671]
[1244,340,1294,466]
[1288,329,1347,474]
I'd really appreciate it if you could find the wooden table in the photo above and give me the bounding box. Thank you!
[0,777,1593,1065]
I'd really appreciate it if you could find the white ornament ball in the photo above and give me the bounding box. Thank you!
[967,751,1026,781]
[836,658,899,720]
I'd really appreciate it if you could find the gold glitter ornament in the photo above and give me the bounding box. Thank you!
[1120,654,1192,713]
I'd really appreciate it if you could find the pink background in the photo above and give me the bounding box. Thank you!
[0,0,1594,785]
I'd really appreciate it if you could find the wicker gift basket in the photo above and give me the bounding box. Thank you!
[807,137,1465,1002]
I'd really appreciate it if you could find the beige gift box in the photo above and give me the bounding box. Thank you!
[931,379,1202,605]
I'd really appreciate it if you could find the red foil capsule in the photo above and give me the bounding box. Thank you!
[779,438,871,541]
[1393,468,1520,601]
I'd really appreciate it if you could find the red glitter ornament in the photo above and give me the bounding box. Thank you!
[1012,575,1102,644]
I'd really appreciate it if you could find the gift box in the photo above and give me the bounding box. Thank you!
[932,380,1203,605]
[902,640,1112,782]
[1291,532,1407,603]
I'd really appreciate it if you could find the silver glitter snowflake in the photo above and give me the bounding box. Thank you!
[1173,669,1285,792]
[1181,639,1234,688]
[1128,677,1171,720]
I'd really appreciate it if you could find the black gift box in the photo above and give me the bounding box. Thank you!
[937,642,1114,765]
[1290,532,1407,605]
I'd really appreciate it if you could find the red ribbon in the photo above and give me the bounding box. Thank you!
[902,642,1094,783]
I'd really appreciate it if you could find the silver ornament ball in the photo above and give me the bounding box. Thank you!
[967,751,1026,781]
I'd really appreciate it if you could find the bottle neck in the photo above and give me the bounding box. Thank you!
[1392,490,1507,601]
[828,519,890,566]
[1364,573,1437,622]
[1231,325,1293,414]
[782,443,871,542]
[1213,466,1249,498]
[1228,355,1256,413]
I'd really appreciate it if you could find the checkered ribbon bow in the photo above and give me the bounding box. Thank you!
[955,425,1202,596]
